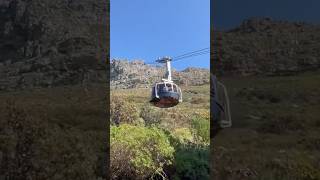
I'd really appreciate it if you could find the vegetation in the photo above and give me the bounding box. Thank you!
[110,125,174,179]
[0,84,107,179]
[173,146,210,180]
[213,71,320,179]
[110,95,140,125]
[0,81,209,179]
[191,117,210,144]
[110,84,210,179]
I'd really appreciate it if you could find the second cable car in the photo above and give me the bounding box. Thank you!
[150,57,182,108]
[211,74,232,138]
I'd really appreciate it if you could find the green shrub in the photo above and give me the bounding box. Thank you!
[139,104,164,126]
[191,116,210,144]
[110,124,175,179]
[172,146,210,180]
[171,128,194,145]
[110,95,139,125]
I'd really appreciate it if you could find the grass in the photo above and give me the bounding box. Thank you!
[0,84,107,130]
[111,85,210,129]
[0,83,107,179]
[212,70,320,179]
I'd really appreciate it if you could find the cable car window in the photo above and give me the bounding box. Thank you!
[164,83,168,91]
[173,85,177,92]
[166,83,173,92]
[157,84,166,92]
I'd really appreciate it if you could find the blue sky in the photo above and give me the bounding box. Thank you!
[110,0,210,71]
[212,0,320,30]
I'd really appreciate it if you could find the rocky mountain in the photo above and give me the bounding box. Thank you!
[213,17,320,76]
[0,0,208,91]
[0,0,108,91]
[110,59,210,89]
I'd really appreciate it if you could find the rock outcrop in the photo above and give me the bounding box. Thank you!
[110,59,210,89]
[213,17,320,76]
[0,0,108,91]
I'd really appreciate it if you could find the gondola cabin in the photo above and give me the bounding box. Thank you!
[150,81,182,108]
[150,57,182,108]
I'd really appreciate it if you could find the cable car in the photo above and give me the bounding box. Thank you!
[150,57,182,108]
[211,74,232,138]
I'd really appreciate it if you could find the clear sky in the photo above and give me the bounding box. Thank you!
[212,0,320,30]
[110,0,210,71]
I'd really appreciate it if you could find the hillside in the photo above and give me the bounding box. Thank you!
[213,17,320,76]
[212,70,320,179]
[0,0,108,91]
[109,60,210,179]
[110,85,210,179]
[0,0,109,179]
[212,17,320,179]
[110,59,210,89]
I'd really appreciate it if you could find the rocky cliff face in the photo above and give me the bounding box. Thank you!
[0,0,207,91]
[0,0,108,91]
[213,17,320,76]
[110,59,210,89]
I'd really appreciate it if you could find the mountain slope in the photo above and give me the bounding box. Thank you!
[0,0,108,91]
[110,59,210,89]
[213,17,320,76]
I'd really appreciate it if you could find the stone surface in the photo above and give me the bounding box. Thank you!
[110,59,210,89]
[0,0,108,91]
[213,17,320,76]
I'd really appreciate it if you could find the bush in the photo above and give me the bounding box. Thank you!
[110,124,175,179]
[139,104,164,126]
[191,116,210,144]
[110,95,139,125]
[171,128,194,145]
[0,100,97,179]
[172,146,210,180]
